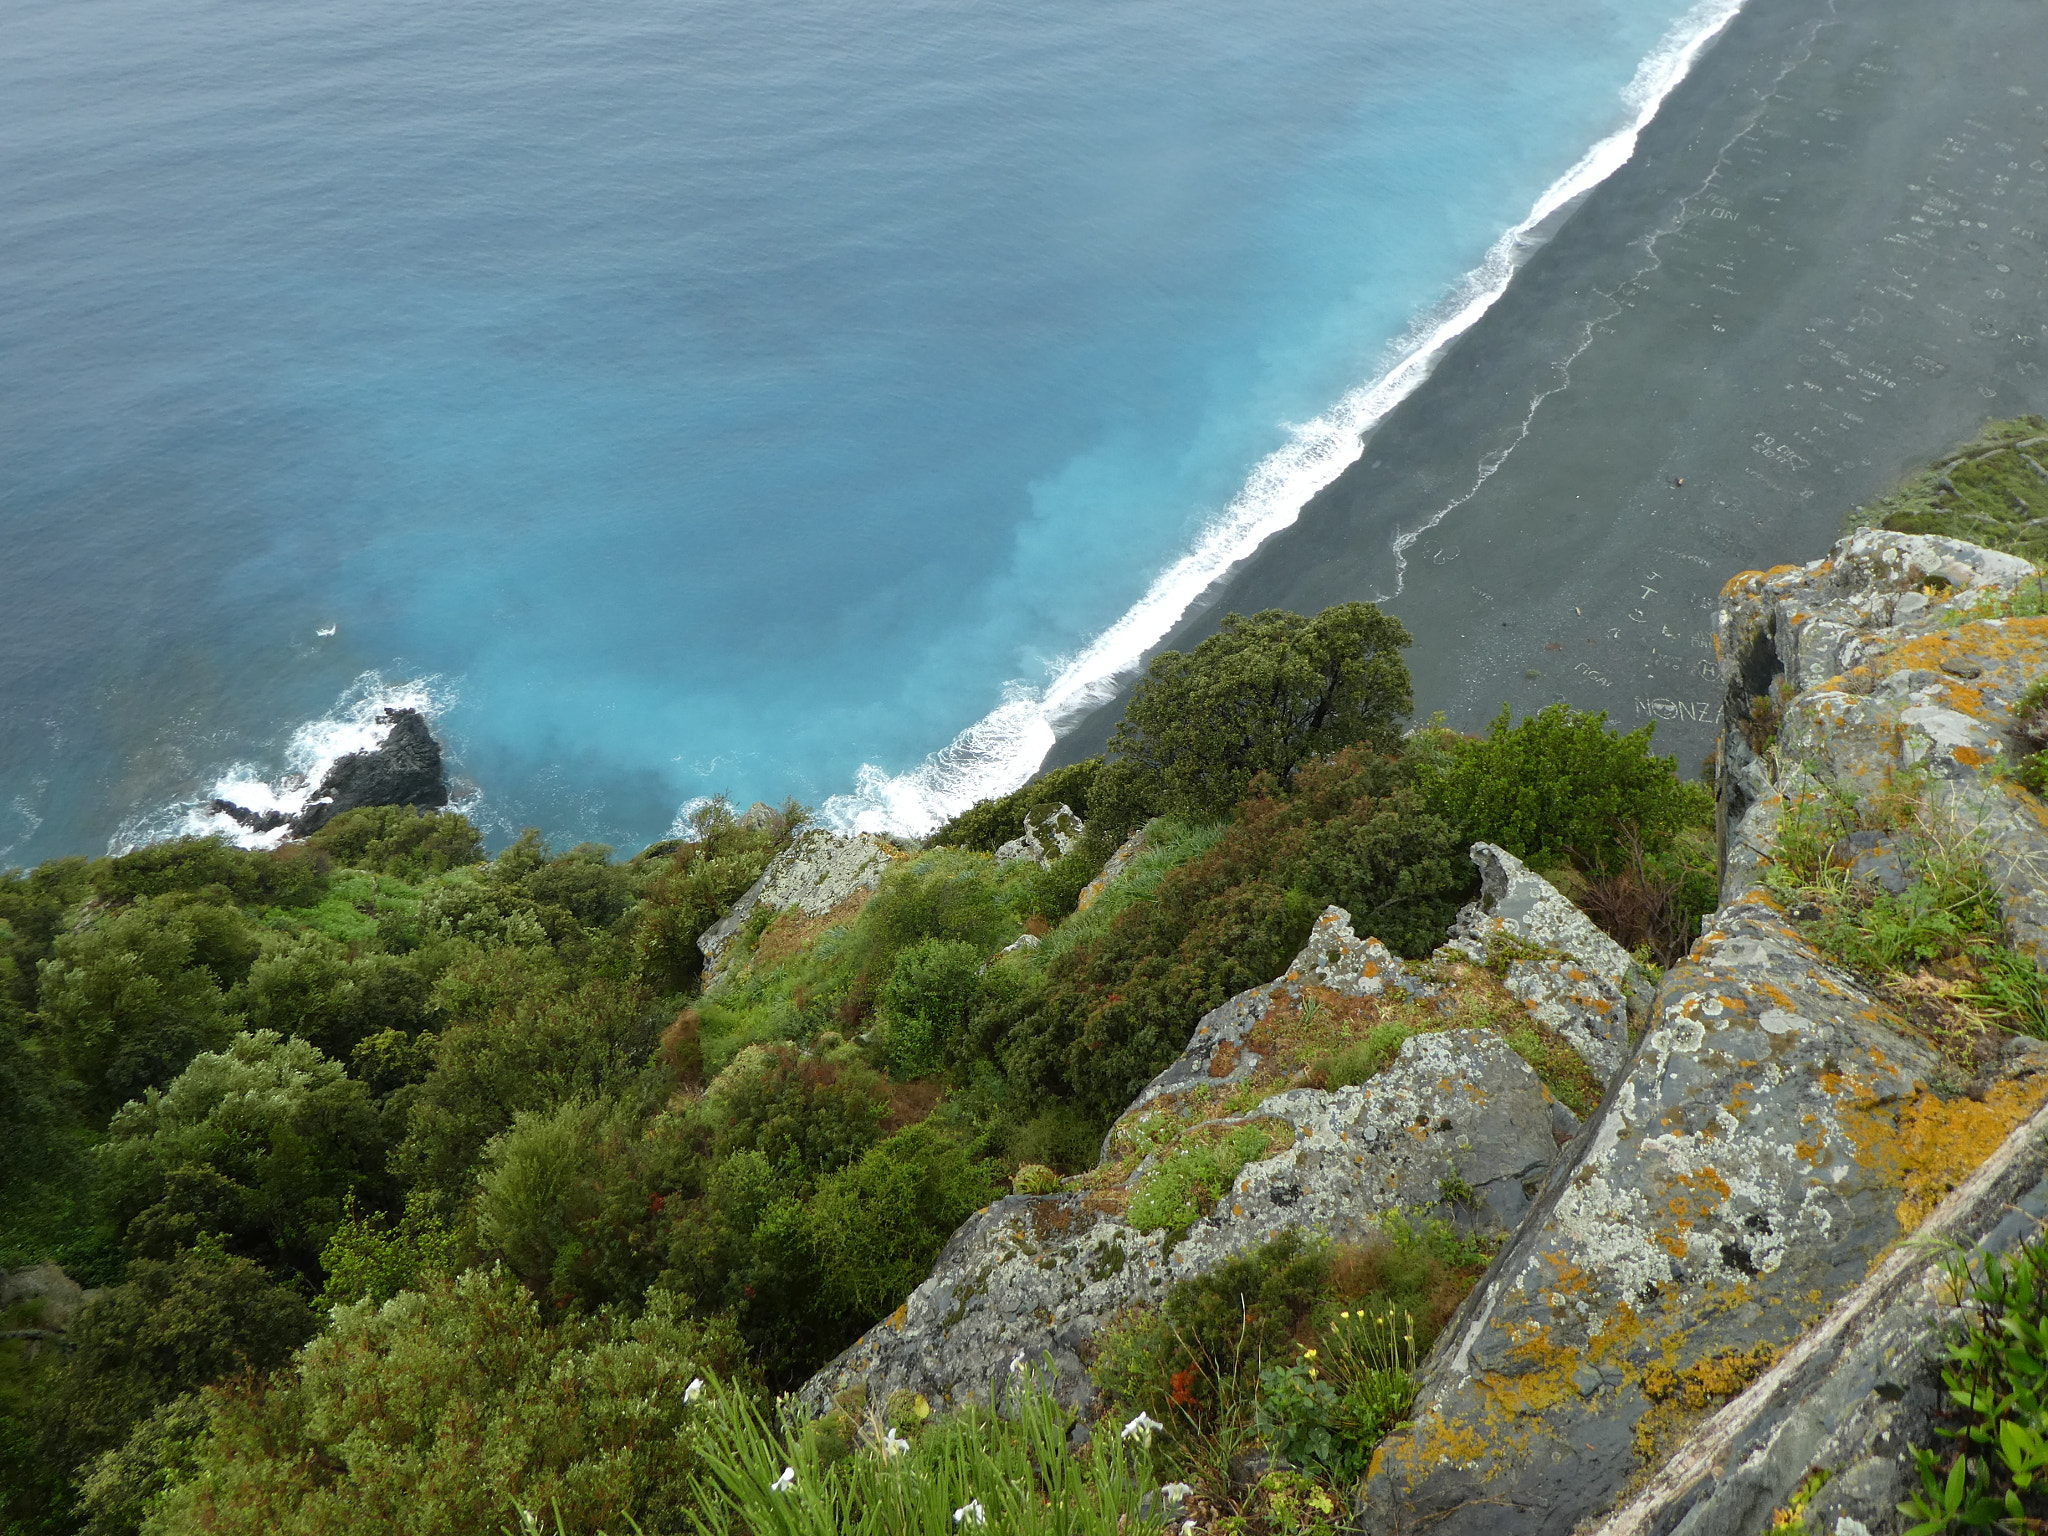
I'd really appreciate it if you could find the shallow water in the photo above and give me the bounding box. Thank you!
[0,0,1718,863]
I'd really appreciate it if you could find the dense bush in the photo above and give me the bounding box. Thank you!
[303,804,484,878]
[39,895,266,1116]
[878,938,984,1079]
[42,1243,315,1480]
[1424,703,1711,874]
[95,1031,389,1280]
[144,1268,750,1536]
[929,758,1104,853]
[91,839,329,910]
[1105,604,1413,824]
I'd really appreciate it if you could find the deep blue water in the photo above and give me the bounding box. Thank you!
[0,0,1725,864]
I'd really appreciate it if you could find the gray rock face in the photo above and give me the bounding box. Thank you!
[801,1028,1560,1420]
[1356,889,2039,1536]
[994,804,1085,867]
[1714,531,2048,959]
[697,828,904,985]
[1126,906,1437,1121]
[800,909,1563,1419]
[1588,1077,2048,1536]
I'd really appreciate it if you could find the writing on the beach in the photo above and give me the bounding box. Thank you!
[1635,697,1717,723]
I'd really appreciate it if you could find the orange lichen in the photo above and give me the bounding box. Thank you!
[1884,1078,2048,1229]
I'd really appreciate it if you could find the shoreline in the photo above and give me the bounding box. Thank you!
[1047,0,2048,776]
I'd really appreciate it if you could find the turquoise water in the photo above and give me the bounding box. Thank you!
[0,0,1727,863]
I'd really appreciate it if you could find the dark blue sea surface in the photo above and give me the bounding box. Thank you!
[0,0,1725,863]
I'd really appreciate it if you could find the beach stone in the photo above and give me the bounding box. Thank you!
[798,1021,1560,1419]
[1075,824,1148,912]
[1358,890,2048,1536]
[697,827,905,985]
[994,803,1086,868]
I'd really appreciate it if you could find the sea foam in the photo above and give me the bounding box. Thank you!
[819,0,1748,840]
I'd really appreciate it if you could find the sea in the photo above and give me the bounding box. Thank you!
[0,0,1743,866]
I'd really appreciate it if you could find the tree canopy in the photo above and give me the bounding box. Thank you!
[1105,603,1414,823]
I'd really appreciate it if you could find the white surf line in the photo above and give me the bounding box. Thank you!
[1385,0,1837,590]
[819,0,1754,837]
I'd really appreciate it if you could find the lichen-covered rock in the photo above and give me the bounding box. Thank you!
[1075,824,1148,912]
[697,827,905,984]
[1125,907,1437,1118]
[1441,843,1650,1079]
[1358,891,2048,1536]
[1712,530,2048,958]
[1589,1068,2048,1536]
[799,1026,1561,1419]
[994,804,1085,867]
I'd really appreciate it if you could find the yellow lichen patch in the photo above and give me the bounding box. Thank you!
[1885,1078,2048,1230]
[1632,1343,1779,1465]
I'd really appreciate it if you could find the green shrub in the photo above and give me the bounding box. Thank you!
[43,1242,315,1480]
[40,895,266,1115]
[804,1124,1003,1326]
[74,1391,209,1536]
[476,1098,695,1310]
[238,931,433,1060]
[92,839,329,910]
[304,805,484,879]
[1900,1234,2048,1532]
[318,1191,458,1309]
[95,1030,389,1279]
[1126,1124,1287,1241]
[1424,703,1711,874]
[878,939,983,1079]
[711,1047,888,1180]
[145,1268,750,1536]
[1107,604,1413,823]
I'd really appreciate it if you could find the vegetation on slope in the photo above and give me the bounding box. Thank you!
[0,598,1727,1536]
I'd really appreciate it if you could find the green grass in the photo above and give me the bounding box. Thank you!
[1856,415,2048,566]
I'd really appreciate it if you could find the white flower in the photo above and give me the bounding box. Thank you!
[1121,1411,1165,1445]
[1009,1349,1027,1375]
[1160,1482,1194,1506]
[683,1377,705,1403]
[1182,1522,1199,1536]
[882,1429,911,1459]
[953,1499,988,1527]
[770,1466,797,1494]
[519,1511,542,1536]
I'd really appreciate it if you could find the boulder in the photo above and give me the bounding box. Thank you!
[1076,825,1149,912]
[994,804,1085,868]
[800,909,1567,1418]
[697,827,905,986]
[1440,843,1650,1081]
[1714,529,2048,955]
[1357,890,2048,1536]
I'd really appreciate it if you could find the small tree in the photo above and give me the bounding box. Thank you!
[1107,604,1413,823]
[1425,704,1711,874]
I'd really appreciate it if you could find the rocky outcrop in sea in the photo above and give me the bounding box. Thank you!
[209,706,450,838]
